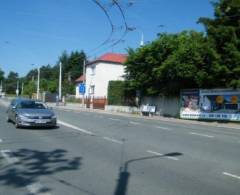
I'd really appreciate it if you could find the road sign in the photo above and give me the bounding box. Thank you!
[79,83,86,94]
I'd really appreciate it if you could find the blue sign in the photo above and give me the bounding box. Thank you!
[79,83,85,94]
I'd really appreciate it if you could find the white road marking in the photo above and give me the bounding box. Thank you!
[103,137,123,144]
[0,150,19,164]
[222,172,240,180]
[155,126,171,130]
[26,182,51,195]
[58,120,94,135]
[189,132,214,138]
[130,121,141,125]
[0,138,2,143]
[217,125,240,130]
[108,118,121,121]
[147,150,179,161]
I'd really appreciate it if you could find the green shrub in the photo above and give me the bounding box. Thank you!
[108,81,125,105]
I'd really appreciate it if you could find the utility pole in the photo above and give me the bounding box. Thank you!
[59,62,62,102]
[0,80,2,93]
[37,67,40,100]
[21,82,24,95]
[16,80,19,96]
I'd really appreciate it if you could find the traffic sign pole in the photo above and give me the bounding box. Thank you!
[82,60,86,107]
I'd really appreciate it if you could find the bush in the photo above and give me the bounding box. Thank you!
[108,81,125,105]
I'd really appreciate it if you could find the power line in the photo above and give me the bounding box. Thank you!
[88,0,115,54]
[109,0,129,48]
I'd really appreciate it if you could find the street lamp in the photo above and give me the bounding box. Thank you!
[58,62,62,102]
[16,80,19,96]
[31,64,40,100]
[37,67,40,99]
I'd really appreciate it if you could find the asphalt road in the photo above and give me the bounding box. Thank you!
[0,101,240,195]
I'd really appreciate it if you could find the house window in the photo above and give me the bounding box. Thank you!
[89,85,95,94]
[91,65,96,75]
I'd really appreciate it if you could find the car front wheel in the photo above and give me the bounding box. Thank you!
[15,116,20,128]
[6,116,11,123]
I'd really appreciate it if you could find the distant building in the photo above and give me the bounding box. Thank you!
[75,53,127,99]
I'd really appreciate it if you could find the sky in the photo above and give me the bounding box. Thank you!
[0,0,215,77]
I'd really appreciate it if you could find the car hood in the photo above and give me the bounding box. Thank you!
[17,109,55,117]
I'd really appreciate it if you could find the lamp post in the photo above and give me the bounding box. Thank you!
[58,62,62,102]
[21,82,24,95]
[37,67,40,100]
[16,80,19,96]
[31,64,40,100]
[0,80,2,94]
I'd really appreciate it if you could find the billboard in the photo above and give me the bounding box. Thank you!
[180,89,240,122]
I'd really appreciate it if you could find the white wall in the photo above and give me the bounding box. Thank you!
[85,62,124,98]
[141,96,180,117]
[75,85,81,98]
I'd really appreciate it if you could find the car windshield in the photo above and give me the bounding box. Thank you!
[18,101,46,109]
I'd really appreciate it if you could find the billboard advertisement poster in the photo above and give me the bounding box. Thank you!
[180,89,240,122]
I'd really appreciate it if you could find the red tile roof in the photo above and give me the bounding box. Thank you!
[75,75,85,83]
[87,53,127,65]
[98,53,127,64]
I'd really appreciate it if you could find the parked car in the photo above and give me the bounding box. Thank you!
[6,98,57,128]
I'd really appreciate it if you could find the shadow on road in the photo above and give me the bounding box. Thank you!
[114,152,183,195]
[0,148,82,194]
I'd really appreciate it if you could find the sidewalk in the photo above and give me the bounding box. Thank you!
[0,98,239,130]
[48,102,240,130]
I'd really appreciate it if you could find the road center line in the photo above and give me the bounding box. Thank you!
[222,172,240,180]
[1,150,19,164]
[147,150,179,161]
[130,121,141,125]
[58,120,94,135]
[26,182,52,195]
[189,132,214,138]
[155,126,171,130]
[103,137,123,144]
[108,118,121,121]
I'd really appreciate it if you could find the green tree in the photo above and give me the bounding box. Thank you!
[6,71,19,94]
[0,67,4,81]
[199,0,240,87]
[24,81,36,98]
[58,50,86,95]
[154,31,219,95]
[60,50,86,82]
[40,79,58,93]
[125,31,219,96]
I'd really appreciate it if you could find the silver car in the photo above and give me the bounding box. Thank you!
[7,98,57,128]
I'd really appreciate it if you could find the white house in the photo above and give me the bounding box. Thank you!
[75,53,127,99]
